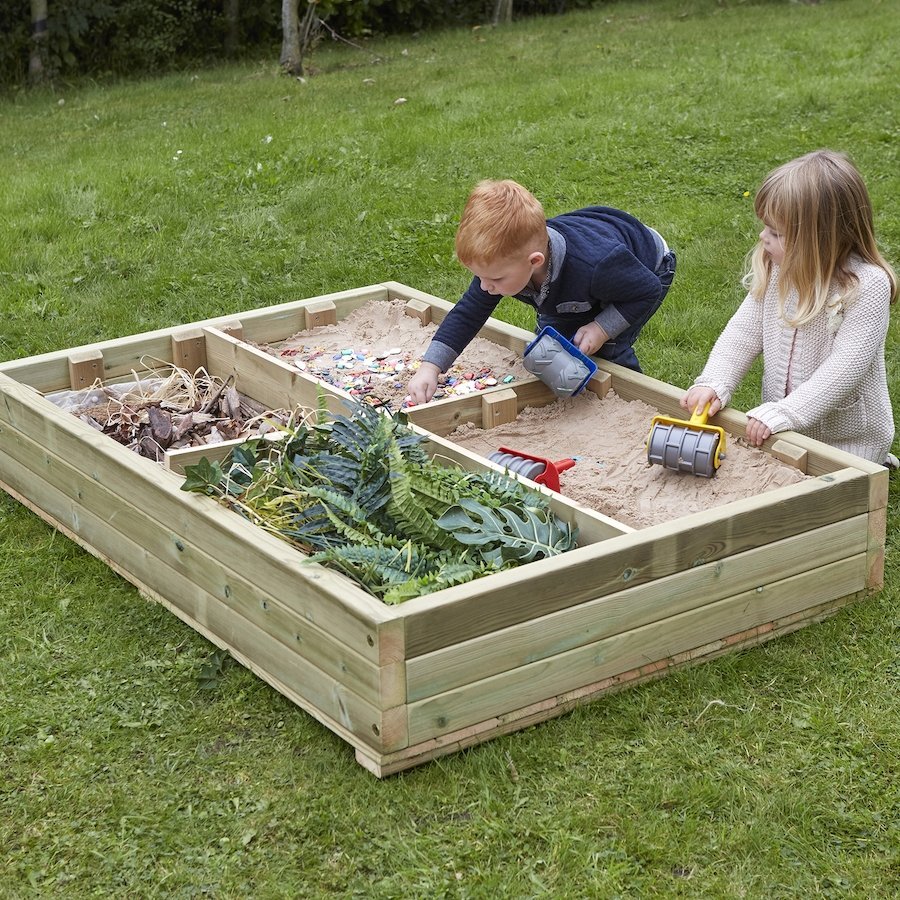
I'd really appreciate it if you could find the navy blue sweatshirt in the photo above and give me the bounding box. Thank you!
[423,206,666,371]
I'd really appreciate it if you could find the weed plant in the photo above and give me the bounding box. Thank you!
[1,0,898,895]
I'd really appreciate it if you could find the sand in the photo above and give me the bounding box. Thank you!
[447,391,808,529]
[257,299,531,410]
[258,299,808,529]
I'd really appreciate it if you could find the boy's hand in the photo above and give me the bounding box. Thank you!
[572,322,609,356]
[407,362,441,405]
[681,386,722,417]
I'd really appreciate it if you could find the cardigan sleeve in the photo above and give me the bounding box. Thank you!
[746,271,891,434]
[692,292,764,408]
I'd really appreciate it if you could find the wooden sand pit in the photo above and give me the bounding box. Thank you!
[0,282,887,776]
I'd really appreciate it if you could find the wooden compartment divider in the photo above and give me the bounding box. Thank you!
[0,282,887,776]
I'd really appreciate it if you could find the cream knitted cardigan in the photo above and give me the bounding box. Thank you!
[693,256,895,463]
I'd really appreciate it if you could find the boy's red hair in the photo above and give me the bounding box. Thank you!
[455,180,547,265]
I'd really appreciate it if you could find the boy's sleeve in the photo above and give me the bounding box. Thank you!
[589,246,664,338]
[421,277,503,372]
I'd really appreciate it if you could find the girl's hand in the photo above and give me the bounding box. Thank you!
[745,416,772,447]
[407,362,441,406]
[680,386,721,417]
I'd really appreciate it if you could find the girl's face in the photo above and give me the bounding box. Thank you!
[759,221,786,266]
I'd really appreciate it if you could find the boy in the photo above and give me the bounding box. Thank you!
[406,179,676,405]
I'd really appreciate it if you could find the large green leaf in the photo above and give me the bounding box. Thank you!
[436,498,578,563]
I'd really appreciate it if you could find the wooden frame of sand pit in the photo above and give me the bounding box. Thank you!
[0,282,887,776]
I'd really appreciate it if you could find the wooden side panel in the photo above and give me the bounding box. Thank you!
[406,555,866,744]
[399,466,871,656]
[0,285,390,392]
[0,374,391,650]
[406,515,867,700]
[0,447,404,752]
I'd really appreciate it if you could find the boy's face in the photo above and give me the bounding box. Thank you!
[468,250,545,297]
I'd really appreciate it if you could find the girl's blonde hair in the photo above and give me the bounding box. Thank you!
[455,180,547,266]
[745,149,897,326]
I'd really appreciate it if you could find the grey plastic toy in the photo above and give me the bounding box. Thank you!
[522,326,597,398]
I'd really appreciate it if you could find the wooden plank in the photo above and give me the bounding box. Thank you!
[0,420,405,707]
[0,373,392,644]
[866,503,887,590]
[163,431,288,475]
[407,380,546,435]
[398,465,871,656]
[481,388,518,429]
[364,593,859,776]
[171,328,207,374]
[0,285,391,392]
[406,554,866,744]
[404,299,432,326]
[406,515,867,700]
[770,439,808,474]
[68,350,104,390]
[202,327,355,417]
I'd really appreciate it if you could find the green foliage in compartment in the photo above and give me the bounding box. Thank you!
[181,400,577,602]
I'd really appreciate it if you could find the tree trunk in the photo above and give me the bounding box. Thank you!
[280,0,303,76]
[224,0,239,57]
[29,0,49,84]
[492,0,513,26]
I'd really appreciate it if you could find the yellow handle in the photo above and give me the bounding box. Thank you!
[689,402,713,428]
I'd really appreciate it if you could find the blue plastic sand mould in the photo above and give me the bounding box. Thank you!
[522,326,598,398]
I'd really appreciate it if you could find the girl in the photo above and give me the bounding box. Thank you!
[682,149,897,466]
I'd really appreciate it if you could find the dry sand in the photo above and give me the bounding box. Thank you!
[259,299,808,529]
[257,298,531,410]
[448,391,808,529]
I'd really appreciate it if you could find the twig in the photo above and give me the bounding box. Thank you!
[200,374,234,415]
[693,698,752,723]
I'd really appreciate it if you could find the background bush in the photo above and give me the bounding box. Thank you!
[0,0,601,86]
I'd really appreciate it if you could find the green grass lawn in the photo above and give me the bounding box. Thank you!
[2,0,899,894]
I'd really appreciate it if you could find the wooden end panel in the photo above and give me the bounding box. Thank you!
[400,466,871,657]
[406,554,867,745]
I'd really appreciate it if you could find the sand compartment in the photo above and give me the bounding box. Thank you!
[255,298,531,409]
[448,391,808,529]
